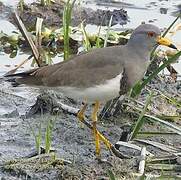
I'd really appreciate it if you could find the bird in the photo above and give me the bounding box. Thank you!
[4,24,177,157]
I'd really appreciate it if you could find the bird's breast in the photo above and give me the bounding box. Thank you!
[125,59,150,87]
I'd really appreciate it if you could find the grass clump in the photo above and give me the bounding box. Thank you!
[63,0,76,60]
[28,119,54,155]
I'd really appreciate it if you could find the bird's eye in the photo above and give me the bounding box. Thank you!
[147,31,155,37]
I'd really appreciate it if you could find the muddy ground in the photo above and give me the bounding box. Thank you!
[2,0,128,31]
[0,76,180,179]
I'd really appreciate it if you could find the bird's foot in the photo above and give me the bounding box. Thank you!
[97,131,112,150]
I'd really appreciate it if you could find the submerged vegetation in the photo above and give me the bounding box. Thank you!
[0,0,180,179]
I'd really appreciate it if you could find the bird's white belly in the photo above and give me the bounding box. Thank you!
[55,73,122,102]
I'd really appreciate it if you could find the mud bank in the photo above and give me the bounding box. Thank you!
[0,77,180,179]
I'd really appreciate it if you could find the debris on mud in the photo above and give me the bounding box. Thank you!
[1,75,180,179]
[13,1,129,31]
[3,153,137,179]
[25,92,73,118]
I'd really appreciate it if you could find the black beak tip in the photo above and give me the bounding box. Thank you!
[169,44,177,50]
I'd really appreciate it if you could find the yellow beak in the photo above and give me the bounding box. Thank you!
[156,36,177,49]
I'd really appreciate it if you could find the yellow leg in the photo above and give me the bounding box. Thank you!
[78,100,112,156]
[77,102,87,122]
[97,131,112,150]
[91,101,101,156]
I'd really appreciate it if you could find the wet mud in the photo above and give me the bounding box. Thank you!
[0,77,180,179]
[5,1,129,31]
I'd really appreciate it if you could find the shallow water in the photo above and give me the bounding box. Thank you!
[0,0,180,76]
[85,0,181,75]
[1,0,35,7]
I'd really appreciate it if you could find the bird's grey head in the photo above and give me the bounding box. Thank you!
[128,24,161,51]
[128,24,177,52]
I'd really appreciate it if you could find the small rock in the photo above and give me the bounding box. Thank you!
[160,7,168,14]
[2,109,19,118]
[148,20,154,23]
[177,157,181,165]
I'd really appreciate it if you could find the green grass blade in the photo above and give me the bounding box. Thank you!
[45,120,52,154]
[95,14,106,48]
[95,26,102,48]
[81,22,91,51]
[160,92,181,108]
[36,124,42,155]
[157,115,181,122]
[131,51,181,97]
[162,15,181,37]
[63,3,70,60]
[107,169,116,180]
[145,114,181,135]
[129,92,153,140]
[19,0,24,12]
[63,0,76,60]
[40,0,45,6]
[27,122,42,154]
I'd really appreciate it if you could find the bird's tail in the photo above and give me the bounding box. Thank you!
[3,69,39,86]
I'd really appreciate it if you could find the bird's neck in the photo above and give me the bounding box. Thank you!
[127,43,151,61]
[127,35,153,59]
